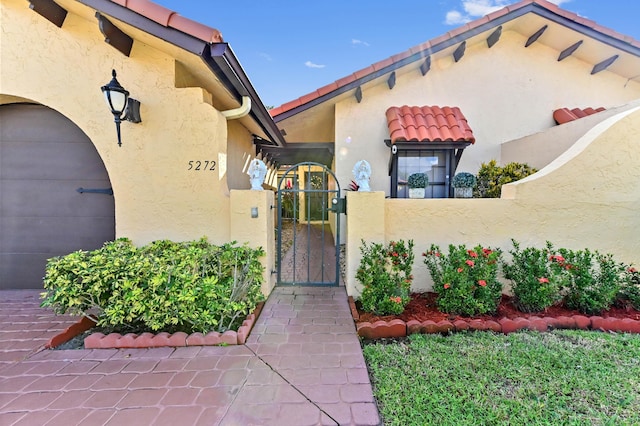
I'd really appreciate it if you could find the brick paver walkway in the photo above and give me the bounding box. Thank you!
[0,287,380,425]
[280,223,338,285]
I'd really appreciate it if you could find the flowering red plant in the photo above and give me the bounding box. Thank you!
[356,239,415,315]
[502,240,567,313]
[423,243,502,316]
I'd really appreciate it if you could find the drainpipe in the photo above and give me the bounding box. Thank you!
[221,96,251,120]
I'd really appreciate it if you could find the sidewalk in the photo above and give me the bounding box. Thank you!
[0,287,381,426]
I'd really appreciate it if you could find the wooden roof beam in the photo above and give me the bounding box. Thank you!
[387,72,396,90]
[453,41,466,62]
[420,56,431,76]
[487,26,502,48]
[558,40,583,61]
[591,55,619,74]
[525,25,548,47]
[355,86,363,103]
[28,0,67,28]
[96,12,133,56]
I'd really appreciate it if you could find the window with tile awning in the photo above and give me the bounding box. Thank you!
[385,106,475,198]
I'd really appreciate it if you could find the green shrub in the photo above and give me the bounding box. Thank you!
[474,160,537,198]
[407,173,427,189]
[557,248,624,315]
[618,267,640,310]
[502,240,567,312]
[356,239,414,315]
[423,244,502,316]
[41,238,265,334]
[451,172,476,188]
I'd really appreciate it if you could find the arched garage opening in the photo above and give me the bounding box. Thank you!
[0,103,115,289]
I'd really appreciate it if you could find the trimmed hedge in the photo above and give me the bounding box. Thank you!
[41,238,265,334]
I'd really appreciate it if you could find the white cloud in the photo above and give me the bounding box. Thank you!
[463,0,508,16]
[445,10,470,25]
[305,61,326,69]
[445,0,571,25]
[259,52,273,61]
[352,38,370,47]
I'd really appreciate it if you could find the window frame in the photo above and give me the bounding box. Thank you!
[387,141,471,199]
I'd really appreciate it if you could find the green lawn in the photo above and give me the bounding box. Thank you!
[363,331,640,426]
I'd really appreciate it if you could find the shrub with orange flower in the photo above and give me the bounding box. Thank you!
[356,239,414,315]
[502,240,568,313]
[423,243,502,316]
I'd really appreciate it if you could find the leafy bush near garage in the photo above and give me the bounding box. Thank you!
[41,238,265,333]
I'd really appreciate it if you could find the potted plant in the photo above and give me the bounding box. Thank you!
[407,172,427,199]
[452,172,476,198]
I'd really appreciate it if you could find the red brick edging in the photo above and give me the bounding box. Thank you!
[47,303,264,349]
[348,297,640,339]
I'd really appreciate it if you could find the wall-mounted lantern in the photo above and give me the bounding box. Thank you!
[100,69,141,147]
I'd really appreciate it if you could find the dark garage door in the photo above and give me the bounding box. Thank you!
[0,104,115,289]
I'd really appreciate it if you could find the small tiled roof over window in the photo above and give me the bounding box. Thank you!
[386,106,475,144]
[553,107,606,124]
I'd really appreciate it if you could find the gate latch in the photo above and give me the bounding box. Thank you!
[330,197,346,214]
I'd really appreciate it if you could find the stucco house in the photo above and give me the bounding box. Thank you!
[1,0,282,290]
[268,0,640,295]
[2,0,640,298]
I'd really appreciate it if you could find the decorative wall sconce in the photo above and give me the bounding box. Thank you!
[101,69,141,147]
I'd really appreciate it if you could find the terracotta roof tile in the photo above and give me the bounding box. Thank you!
[372,58,394,71]
[386,105,475,144]
[553,107,606,124]
[280,98,303,113]
[448,24,471,39]
[316,82,339,97]
[391,50,412,63]
[298,92,319,105]
[485,6,509,21]
[124,0,174,26]
[410,41,432,55]
[269,105,285,117]
[354,66,375,80]
[574,16,597,29]
[334,74,356,88]
[429,33,451,47]
[110,0,223,43]
[168,14,223,43]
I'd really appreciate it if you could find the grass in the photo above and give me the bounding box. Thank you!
[363,330,640,426]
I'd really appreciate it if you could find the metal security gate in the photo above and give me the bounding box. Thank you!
[277,162,342,286]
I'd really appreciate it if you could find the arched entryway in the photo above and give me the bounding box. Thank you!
[276,162,342,286]
[0,103,115,289]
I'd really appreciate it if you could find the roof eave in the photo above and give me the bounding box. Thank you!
[78,0,286,147]
[206,44,286,147]
[272,2,640,122]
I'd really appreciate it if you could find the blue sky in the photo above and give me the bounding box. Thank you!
[153,0,640,108]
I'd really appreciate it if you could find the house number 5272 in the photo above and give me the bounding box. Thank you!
[187,160,216,171]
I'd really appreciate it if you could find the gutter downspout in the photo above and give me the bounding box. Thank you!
[221,96,251,119]
[206,43,286,147]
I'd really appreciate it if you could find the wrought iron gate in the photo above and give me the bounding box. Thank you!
[276,162,342,286]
